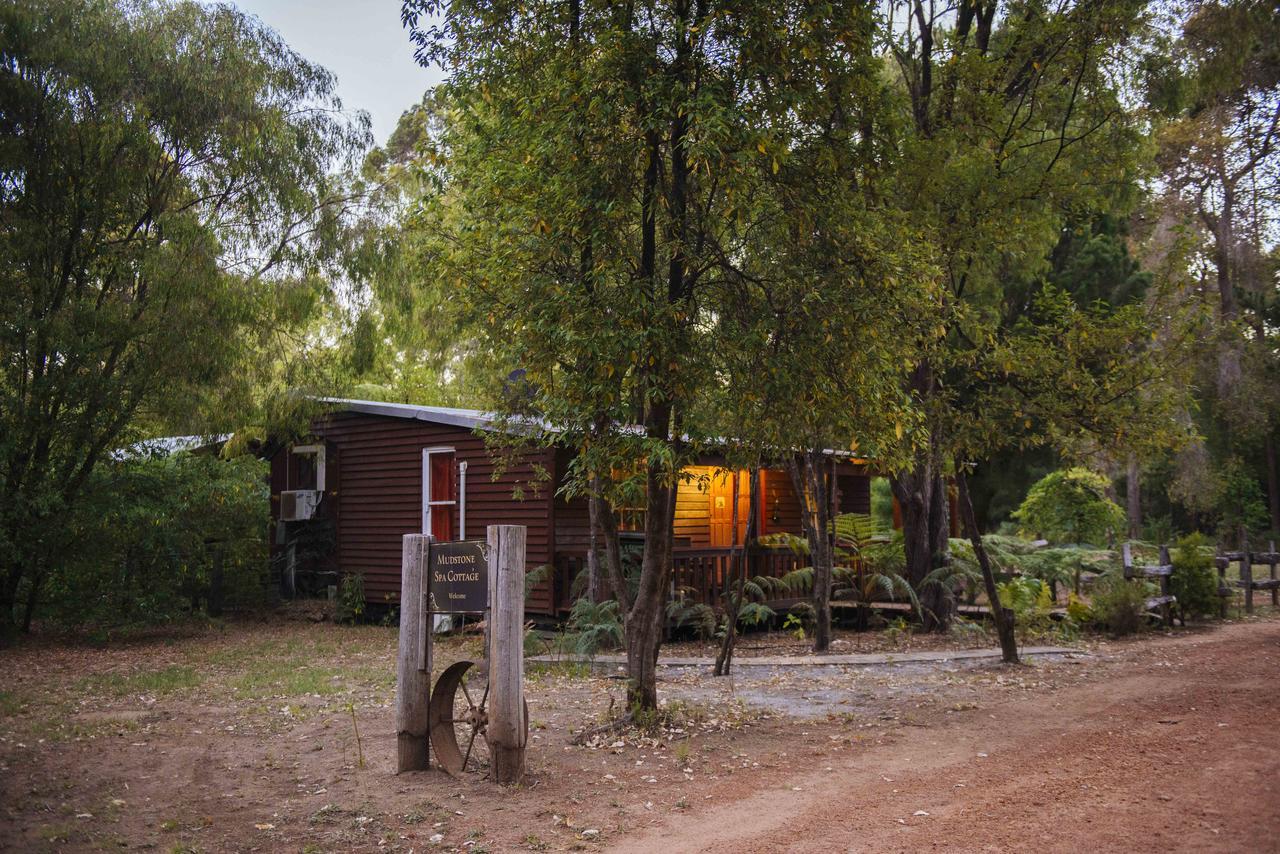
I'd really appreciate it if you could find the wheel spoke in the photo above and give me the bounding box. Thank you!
[462,727,478,770]
[460,679,476,709]
[479,679,490,711]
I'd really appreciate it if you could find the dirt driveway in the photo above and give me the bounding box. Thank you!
[615,619,1280,853]
[1,618,1277,852]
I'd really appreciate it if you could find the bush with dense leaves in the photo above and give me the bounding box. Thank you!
[1013,468,1124,545]
[1089,571,1150,637]
[35,451,269,632]
[1171,532,1220,620]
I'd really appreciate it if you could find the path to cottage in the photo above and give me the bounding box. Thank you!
[0,618,1276,851]
[615,619,1280,853]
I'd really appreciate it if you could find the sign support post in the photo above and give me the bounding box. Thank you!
[487,524,527,784]
[396,533,432,772]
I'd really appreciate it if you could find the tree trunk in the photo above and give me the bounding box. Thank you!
[0,572,20,643]
[891,462,953,632]
[589,475,629,611]
[716,468,759,676]
[956,473,1018,664]
[926,470,953,627]
[1266,433,1280,537]
[788,450,834,652]
[21,571,43,634]
[586,484,603,604]
[624,463,677,712]
[1126,455,1142,540]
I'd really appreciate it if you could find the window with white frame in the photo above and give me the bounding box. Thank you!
[291,444,326,491]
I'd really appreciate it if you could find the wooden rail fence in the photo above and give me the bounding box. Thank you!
[1123,543,1177,627]
[1215,532,1279,617]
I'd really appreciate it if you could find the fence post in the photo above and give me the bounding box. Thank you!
[487,525,526,784]
[1241,528,1253,615]
[1216,548,1229,619]
[1158,544,1172,627]
[396,534,431,773]
[1271,540,1278,608]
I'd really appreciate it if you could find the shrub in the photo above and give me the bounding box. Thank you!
[1171,532,1219,620]
[1215,457,1269,540]
[996,576,1056,638]
[666,589,718,641]
[870,478,895,532]
[565,598,623,657]
[336,571,366,624]
[38,451,268,631]
[1089,571,1150,637]
[1013,468,1124,545]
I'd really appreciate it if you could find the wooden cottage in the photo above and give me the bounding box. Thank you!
[269,399,872,617]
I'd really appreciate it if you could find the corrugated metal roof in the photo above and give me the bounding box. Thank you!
[318,398,498,431]
[112,434,231,460]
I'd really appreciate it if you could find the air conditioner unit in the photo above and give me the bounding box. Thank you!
[280,489,321,522]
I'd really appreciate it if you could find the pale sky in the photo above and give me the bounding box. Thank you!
[228,0,444,145]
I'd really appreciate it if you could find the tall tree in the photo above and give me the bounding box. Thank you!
[400,0,932,706]
[0,0,368,637]
[1151,0,1280,533]
[881,0,1158,628]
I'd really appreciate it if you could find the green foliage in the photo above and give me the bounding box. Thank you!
[0,0,368,635]
[952,535,1115,591]
[666,591,717,642]
[38,452,269,631]
[1066,593,1093,625]
[782,612,806,641]
[870,479,895,533]
[1215,458,1269,539]
[738,601,777,630]
[884,616,912,647]
[1089,572,1151,638]
[336,572,366,624]
[996,577,1059,639]
[1013,469,1125,545]
[565,598,623,658]
[1171,533,1220,621]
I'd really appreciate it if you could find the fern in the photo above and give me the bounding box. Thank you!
[667,591,718,640]
[758,532,808,555]
[566,597,623,656]
[778,566,814,595]
[737,601,776,627]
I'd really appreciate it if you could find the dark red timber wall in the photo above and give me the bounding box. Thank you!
[270,403,874,617]
[270,409,557,613]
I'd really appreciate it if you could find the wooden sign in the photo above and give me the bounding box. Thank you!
[427,540,489,613]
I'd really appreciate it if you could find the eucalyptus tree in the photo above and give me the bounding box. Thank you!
[878,0,1166,629]
[400,0,926,707]
[1150,0,1280,532]
[0,0,369,637]
[708,30,939,650]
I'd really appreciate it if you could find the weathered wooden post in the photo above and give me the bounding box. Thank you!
[1215,549,1230,619]
[1270,540,1278,608]
[1158,544,1172,627]
[1241,528,1254,615]
[396,534,432,772]
[487,525,526,784]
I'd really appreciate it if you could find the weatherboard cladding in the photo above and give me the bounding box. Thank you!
[271,399,871,616]
[296,409,555,613]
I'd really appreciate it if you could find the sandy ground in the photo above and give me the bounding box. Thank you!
[1,616,1277,852]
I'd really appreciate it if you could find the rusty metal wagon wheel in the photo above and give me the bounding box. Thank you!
[428,660,528,777]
